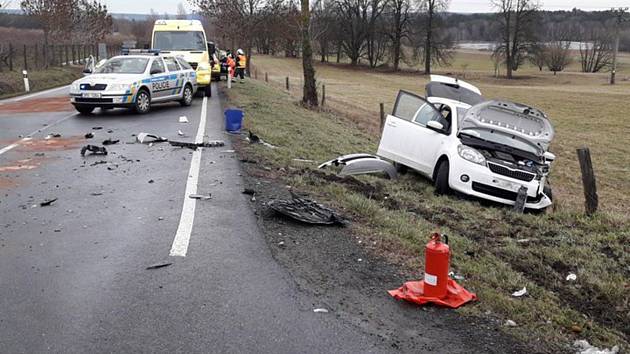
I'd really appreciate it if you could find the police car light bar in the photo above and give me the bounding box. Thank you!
[122,48,161,56]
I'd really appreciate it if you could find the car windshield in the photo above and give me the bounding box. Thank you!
[153,31,206,51]
[95,58,149,74]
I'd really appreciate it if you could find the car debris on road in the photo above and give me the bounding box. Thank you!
[268,194,348,226]
[318,153,398,179]
[80,145,108,156]
[169,140,225,150]
[511,287,527,297]
[40,198,57,207]
[189,193,212,200]
[85,132,94,139]
[146,262,173,270]
[102,138,119,145]
[136,132,168,144]
[179,116,189,123]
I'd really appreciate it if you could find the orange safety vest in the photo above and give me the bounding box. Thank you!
[227,56,235,68]
[237,55,247,69]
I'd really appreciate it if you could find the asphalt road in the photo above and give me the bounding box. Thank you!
[0,85,394,353]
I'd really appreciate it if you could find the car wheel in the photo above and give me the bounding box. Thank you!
[180,85,193,106]
[434,160,451,195]
[134,89,151,114]
[204,85,211,97]
[75,106,95,115]
[543,184,553,202]
[393,162,408,174]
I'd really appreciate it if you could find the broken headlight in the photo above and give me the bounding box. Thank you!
[70,82,81,93]
[458,145,486,166]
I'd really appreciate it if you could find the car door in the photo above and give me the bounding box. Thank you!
[149,57,169,100]
[377,90,445,175]
[163,56,184,98]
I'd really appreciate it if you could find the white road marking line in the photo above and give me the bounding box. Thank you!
[0,85,69,104]
[0,112,75,157]
[170,96,208,257]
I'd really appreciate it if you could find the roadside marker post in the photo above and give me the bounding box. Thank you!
[22,70,30,92]
[227,72,232,89]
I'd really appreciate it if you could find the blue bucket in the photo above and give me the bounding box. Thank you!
[224,109,244,133]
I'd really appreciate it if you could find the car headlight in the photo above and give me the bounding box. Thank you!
[457,145,486,165]
[197,62,210,71]
[107,83,130,92]
[70,82,81,93]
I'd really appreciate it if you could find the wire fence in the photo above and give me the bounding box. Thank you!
[0,43,121,72]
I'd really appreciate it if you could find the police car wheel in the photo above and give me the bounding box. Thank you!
[204,85,211,97]
[134,90,151,114]
[75,106,95,115]
[180,85,193,106]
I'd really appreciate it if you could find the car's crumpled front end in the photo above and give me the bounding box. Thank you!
[452,100,556,209]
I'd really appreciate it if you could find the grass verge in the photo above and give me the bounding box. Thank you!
[0,66,83,99]
[226,79,629,352]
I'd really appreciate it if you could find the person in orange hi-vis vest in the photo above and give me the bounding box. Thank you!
[235,48,247,83]
[226,51,236,82]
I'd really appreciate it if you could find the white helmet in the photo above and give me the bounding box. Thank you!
[237,49,244,55]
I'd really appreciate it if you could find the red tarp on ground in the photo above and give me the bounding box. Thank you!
[388,278,477,308]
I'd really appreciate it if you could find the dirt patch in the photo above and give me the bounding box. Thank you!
[0,157,47,172]
[0,176,18,189]
[16,136,84,152]
[0,97,73,113]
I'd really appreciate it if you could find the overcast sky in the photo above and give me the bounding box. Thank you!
[6,0,630,14]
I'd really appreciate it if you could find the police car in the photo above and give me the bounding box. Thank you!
[69,50,198,115]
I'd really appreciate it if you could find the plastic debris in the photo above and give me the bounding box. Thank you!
[566,273,577,281]
[511,287,527,297]
[102,138,119,145]
[504,320,517,327]
[247,131,277,148]
[189,193,212,200]
[40,198,57,207]
[448,271,465,280]
[80,145,107,156]
[177,130,185,136]
[91,191,103,196]
[242,188,256,195]
[313,308,329,313]
[146,262,173,270]
[573,340,619,354]
[268,195,348,226]
[45,133,61,140]
[178,116,189,123]
[169,140,225,150]
[136,132,168,144]
[92,126,103,130]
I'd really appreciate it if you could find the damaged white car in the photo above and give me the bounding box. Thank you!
[377,75,555,210]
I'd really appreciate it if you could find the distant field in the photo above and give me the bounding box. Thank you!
[250,51,630,218]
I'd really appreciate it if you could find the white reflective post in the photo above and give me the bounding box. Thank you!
[227,71,232,89]
[22,70,30,92]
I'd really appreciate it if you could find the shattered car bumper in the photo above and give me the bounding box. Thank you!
[448,153,552,210]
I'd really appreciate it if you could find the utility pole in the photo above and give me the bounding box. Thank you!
[610,7,629,85]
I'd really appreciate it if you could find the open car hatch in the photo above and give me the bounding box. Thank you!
[458,100,555,156]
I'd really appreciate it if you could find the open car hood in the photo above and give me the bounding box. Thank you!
[458,100,554,156]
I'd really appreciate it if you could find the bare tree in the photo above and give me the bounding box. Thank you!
[72,0,113,43]
[301,0,318,106]
[492,0,540,79]
[544,40,571,74]
[20,0,75,44]
[177,3,188,19]
[421,0,449,74]
[387,0,412,71]
[190,0,281,74]
[528,43,545,71]
[579,27,613,73]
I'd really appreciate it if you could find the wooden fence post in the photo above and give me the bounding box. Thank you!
[22,44,27,71]
[33,44,38,69]
[286,76,289,90]
[44,45,48,69]
[265,72,268,83]
[577,147,598,215]
[8,43,13,71]
[379,103,385,132]
[65,45,69,65]
[321,84,326,106]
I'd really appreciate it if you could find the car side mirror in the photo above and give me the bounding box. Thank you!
[82,68,92,74]
[543,151,556,162]
[427,120,445,133]
[150,69,161,75]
